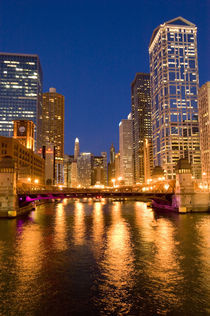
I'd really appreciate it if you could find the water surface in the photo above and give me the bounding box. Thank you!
[0,200,209,315]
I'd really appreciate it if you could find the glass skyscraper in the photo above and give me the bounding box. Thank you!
[149,17,201,179]
[0,53,42,147]
[131,73,152,183]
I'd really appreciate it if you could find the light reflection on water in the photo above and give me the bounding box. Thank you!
[0,200,209,315]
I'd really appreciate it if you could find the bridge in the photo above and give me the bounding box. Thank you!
[17,187,173,208]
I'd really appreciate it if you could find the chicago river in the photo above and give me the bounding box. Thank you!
[0,200,209,315]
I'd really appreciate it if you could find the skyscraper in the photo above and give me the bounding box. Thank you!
[108,144,115,186]
[149,17,201,179]
[119,113,133,185]
[74,137,80,160]
[198,82,210,185]
[41,87,64,184]
[77,153,93,187]
[131,73,152,184]
[0,53,42,146]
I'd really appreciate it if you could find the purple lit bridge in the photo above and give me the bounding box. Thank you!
[17,187,173,208]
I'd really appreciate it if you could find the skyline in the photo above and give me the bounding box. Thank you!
[0,0,209,155]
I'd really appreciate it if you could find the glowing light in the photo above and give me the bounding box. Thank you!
[34,179,39,184]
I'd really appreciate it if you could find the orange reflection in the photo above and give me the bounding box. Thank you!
[92,202,104,246]
[73,201,85,245]
[100,202,134,313]
[135,201,155,243]
[54,202,67,251]
[14,225,43,309]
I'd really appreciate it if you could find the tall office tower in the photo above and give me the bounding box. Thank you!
[119,113,133,185]
[149,17,201,179]
[93,156,105,185]
[115,152,120,180]
[143,138,153,183]
[74,137,80,160]
[41,87,64,184]
[198,82,210,185]
[77,153,94,187]
[13,120,35,151]
[64,154,74,187]
[131,73,152,184]
[101,152,108,185]
[0,53,42,145]
[108,144,115,186]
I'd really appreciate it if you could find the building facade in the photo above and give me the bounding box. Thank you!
[77,153,93,187]
[13,120,35,151]
[198,82,210,185]
[0,53,42,147]
[149,17,201,179]
[0,136,45,185]
[41,87,64,184]
[108,144,115,186]
[119,114,133,185]
[131,73,152,184]
[93,156,105,186]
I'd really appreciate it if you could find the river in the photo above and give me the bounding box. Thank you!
[0,200,209,315]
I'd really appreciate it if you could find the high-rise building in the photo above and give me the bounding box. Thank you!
[149,17,201,179]
[77,153,93,187]
[64,154,74,187]
[13,120,35,151]
[41,87,64,184]
[74,138,80,160]
[131,73,152,184]
[143,138,153,183]
[198,82,210,185]
[108,144,115,186]
[93,156,105,185]
[101,152,108,185]
[119,113,133,185]
[115,152,120,180]
[0,53,42,147]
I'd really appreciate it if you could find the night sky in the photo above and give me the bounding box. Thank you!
[0,0,209,156]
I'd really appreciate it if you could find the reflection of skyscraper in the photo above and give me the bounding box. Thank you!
[0,53,42,147]
[74,138,80,160]
[131,73,152,184]
[198,82,210,185]
[119,114,133,185]
[149,17,201,179]
[41,87,64,184]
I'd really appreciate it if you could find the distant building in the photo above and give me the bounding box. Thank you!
[93,156,105,185]
[13,120,35,151]
[41,87,64,184]
[38,144,55,185]
[77,153,93,187]
[108,144,115,186]
[119,114,133,185]
[115,152,120,180]
[198,82,210,185]
[64,154,74,187]
[74,138,80,160]
[71,161,78,187]
[149,17,201,179]
[0,53,42,148]
[101,152,108,185]
[131,73,152,184]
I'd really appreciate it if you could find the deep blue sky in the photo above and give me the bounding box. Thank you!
[0,0,209,156]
